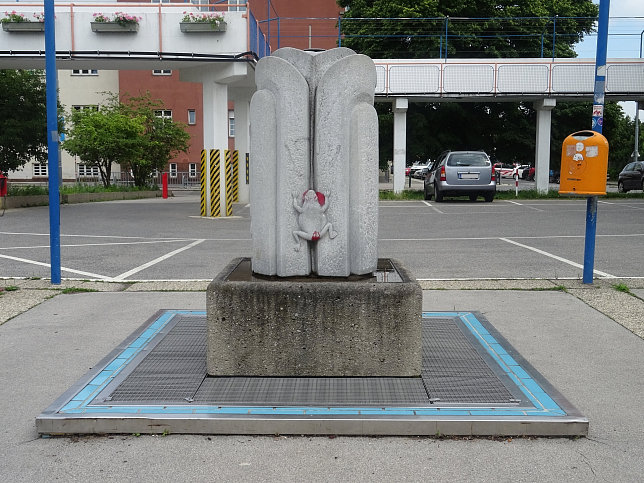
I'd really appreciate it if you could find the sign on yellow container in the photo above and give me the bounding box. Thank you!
[559,130,609,195]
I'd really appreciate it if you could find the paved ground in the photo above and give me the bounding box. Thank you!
[0,194,643,481]
[0,288,642,481]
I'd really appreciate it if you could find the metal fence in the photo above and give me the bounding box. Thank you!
[258,15,644,60]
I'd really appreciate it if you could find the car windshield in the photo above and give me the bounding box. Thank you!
[447,154,488,167]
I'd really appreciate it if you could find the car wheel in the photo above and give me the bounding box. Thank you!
[424,187,433,200]
[469,194,477,202]
[484,193,494,202]
[618,181,627,193]
[434,183,443,202]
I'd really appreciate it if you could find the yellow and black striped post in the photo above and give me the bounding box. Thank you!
[199,149,207,217]
[231,150,239,202]
[209,149,221,218]
[224,149,233,217]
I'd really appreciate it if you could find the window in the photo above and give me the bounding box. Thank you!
[153,69,172,75]
[33,163,48,177]
[228,110,235,138]
[447,153,489,167]
[72,69,98,76]
[155,110,172,119]
[189,163,197,177]
[78,165,100,177]
[188,109,196,125]
[169,163,178,178]
[228,0,246,12]
[72,105,99,112]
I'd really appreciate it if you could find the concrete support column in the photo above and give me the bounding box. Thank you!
[393,98,408,194]
[233,96,251,203]
[201,80,228,214]
[534,98,556,194]
[202,80,229,152]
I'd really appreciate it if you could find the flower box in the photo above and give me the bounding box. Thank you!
[180,21,226,33]
[91,21,139,33]
[2,22,45,32]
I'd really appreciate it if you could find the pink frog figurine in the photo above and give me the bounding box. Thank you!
[292,189,337,251]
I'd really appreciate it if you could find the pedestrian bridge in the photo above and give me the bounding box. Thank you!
[1,3,643,102]
[373,58,644,102]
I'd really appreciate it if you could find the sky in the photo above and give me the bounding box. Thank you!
[573,0,644,119]
[574,0,644,59]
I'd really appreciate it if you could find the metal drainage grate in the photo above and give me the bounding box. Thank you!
[97,313,526,408]
[422,318,518,404]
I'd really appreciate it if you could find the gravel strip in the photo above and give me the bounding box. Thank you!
[0,289,60,325]
[567,288,644,339]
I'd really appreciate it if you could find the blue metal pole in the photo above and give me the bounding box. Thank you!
[337,16,341,47]
[552,15,557,60]
[45,0,61,285]
[583,0,610,285]
[444,16,448,60]
[267,0,270,50]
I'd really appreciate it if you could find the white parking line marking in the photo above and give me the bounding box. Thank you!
[499,237,616,278]
[0,253,112,280]
[422,201,444,214]
[113,239,205,281]
[503,200,545,212]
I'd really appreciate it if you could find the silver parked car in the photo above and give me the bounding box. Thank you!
[424,150,496,202]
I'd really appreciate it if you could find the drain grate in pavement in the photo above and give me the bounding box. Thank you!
[96,313,525,407]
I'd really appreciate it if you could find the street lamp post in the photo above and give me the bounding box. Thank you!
[635,30,643,163]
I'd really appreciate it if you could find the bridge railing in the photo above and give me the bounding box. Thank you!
[373,58,644,99]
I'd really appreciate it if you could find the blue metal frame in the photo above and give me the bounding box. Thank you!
[44,0,60,284]
[54,311,567,418]
[584,0,610,285]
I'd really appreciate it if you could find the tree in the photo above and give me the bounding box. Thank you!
[120,94,190,187]
[338,0,598,59]
[63,93,190,187]
[63,105,144,187]
[0,70,47,173]
[336,1,611,169]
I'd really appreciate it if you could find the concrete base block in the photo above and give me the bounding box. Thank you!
[206,258,422,377]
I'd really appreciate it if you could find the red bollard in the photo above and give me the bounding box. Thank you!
[0,172,7,197]
[162,172,168,199]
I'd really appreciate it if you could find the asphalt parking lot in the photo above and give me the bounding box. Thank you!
[1,192,643,482]
[1,191,643,282]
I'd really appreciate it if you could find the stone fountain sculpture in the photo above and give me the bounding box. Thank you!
[249,47,379,277]
[206,48,421,377]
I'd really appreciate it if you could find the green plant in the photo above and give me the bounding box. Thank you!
[92,12,141,26]
[2,11,29,23]
[92,13,110,23]
[379,189,424,200]
[8,185,48,196]
[613,283,630,294]
[181,11,225,26]
[61,287,99,294]
[3,286,19,291]
[113,12,141,27]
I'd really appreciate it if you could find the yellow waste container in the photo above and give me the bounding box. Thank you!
[559,130,609,195]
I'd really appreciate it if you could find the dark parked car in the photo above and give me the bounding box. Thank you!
[618,161,644,193]
[424,150,496,202]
